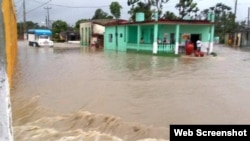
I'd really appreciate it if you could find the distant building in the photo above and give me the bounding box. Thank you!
[79,19,127,48]
[233,28,250,48]
[59,31,80,42]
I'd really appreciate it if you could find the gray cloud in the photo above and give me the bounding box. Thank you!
[15,0,249,26]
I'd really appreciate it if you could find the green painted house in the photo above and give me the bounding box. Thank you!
[104,13,215,55]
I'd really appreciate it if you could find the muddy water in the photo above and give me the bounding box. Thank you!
[11,41,250,141]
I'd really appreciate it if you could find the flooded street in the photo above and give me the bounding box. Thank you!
[11,41,250,141]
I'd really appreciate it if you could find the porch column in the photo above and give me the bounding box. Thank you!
[152,11,159,54]
[81,28,83,46]
[87,27,90,46]
[209,25,215,53]
[175,24,180,55]
[137,24,141,51]
[85,27,87,45]
[153,23,158,54]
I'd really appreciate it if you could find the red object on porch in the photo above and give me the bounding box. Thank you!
[194,51,199,57]
[200,52,204,57]
[185,43,194,55]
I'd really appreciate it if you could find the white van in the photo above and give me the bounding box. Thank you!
[27,29,54,47]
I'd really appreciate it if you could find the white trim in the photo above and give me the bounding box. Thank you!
[175,42,179,55]
[209,42,214,53]
[153,41,158,54]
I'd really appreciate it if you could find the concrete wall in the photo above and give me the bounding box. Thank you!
[93,24,105,35]
[80,22,91,46]
[0,0,17,140]
[104,25,127,51]
[80,22,107,46]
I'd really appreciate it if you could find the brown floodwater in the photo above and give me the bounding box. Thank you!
[11,41,250,141]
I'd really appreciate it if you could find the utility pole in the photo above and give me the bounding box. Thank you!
[234,0,238,22]
[248,7,250,28]
[44,6,52,29]
[233,0,238,47]
[23,0,26,37]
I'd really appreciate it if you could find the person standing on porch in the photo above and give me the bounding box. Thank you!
[196,38,202,52]
[170,37,175,50]
[140,37,144,43]
[163,37,168,48]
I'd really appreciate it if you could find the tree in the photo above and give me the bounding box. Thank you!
[127,0,170,20]
[127,0,140,5]
[51,20,68,40]
[128,1,152,21]
[149,0,169,18]
[92,9,113,19]
[162,11,178,20]
[17,21,44,39]
[75,19,88,32]
[175,0,199,19]
[207,3,236,43]
[109,1,122,19]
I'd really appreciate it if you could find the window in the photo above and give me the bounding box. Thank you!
[109,34,113,42]
[39,35,49,39]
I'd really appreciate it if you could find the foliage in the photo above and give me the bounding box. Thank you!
[128,1,153,21]
[17,21,46,39]
[237,20,247,29]
[201,3,237,43]
[74,19,88,32]
[17,21,40,33]
[175,0,199,19]
[127,0,170,20]
[51,20,68,39]
[149,0,169,18]
[92,9,113,19]
[109,1,123,19]
[162,11,178,20]
[127,0,140,5]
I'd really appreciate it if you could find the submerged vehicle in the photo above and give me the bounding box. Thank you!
[27,29,54,47]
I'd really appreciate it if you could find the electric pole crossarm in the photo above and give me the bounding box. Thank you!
[44,6,52,28]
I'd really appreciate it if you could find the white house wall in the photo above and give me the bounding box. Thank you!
[93,24,105,35]
[80,22,91,46]
[80,22,106,46]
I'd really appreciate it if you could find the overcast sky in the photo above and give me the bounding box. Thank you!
[15,0,250,26]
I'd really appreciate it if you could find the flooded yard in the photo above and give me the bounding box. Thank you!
[11,41,250,140]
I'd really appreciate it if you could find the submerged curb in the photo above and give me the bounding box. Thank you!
[53,42,81,49]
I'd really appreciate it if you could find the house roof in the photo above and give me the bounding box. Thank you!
[105,19,213,26]
[81,19,128,26]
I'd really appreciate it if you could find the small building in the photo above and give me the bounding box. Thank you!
[59,31,80,42]
[79,19,127,47]
[234,28,250,48]
[104,12,215,55]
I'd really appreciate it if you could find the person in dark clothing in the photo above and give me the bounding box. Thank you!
[170,37,175,50]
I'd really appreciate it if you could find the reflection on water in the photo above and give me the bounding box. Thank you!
[11,42,250,140]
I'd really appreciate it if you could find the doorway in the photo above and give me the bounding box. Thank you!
[191,34,201,50]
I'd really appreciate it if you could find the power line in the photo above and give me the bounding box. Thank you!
[32,0,109,8]
[26,0,51,13]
